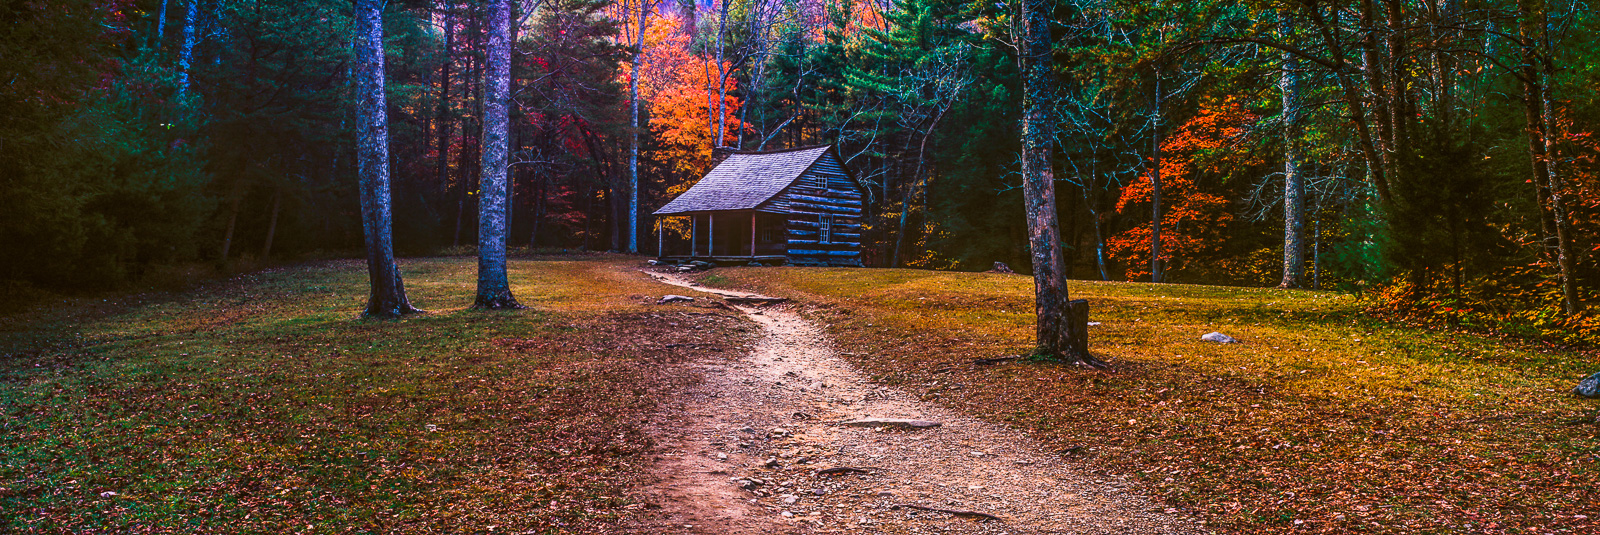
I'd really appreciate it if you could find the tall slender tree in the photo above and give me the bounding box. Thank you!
[176,0,199,99]
[354,0,420,317]
[1018,0,1097,365]
[623,0,660,254]
[1279,10,1304,289]
[475,0,523,309]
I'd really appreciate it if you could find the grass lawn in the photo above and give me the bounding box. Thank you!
[1,255,751,534]
[697,267,1600,534]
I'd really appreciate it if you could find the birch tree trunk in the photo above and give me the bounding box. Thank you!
[1019,0,1097,365]
[354,0,420,318]
[627,0,649,254]
[713,0,730,147]
[1279,12,1305,289]
[155,0,169,49]
[176,0,198,99]
[1149,69,1164,283]
[475,0,522,309]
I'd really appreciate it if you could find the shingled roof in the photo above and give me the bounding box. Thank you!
[652,145,833,215]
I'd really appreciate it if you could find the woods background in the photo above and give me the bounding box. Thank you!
[3,0,1596,339]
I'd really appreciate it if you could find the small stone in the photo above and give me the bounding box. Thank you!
[781,511,795,518]
[782,495,799,505]
[838,418,941,429]
[1200,332,1238,343]
[739,426,756,434]
[1573,372,1600,398]
[717,453,728,460]
[969,451,985,457]
[99,491,118,498]
[658,295,695,304]
[764,458,781,468]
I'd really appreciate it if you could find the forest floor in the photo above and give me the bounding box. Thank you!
[2,255,1596,534]
[1,255,757,533]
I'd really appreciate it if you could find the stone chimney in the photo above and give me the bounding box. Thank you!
[711,146,737,166]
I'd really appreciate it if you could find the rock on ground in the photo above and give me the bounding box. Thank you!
[1200,332,1237,344]
[1574,372,1600,398]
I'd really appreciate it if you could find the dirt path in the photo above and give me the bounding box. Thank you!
[624,270,1209,535]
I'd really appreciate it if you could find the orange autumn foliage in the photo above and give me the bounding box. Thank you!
[635,11,743,199]
[1107,101,1257,281]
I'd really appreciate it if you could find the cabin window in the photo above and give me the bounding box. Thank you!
[820,214,833,243]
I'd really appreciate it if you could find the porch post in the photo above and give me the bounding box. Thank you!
[750,212,756,257]
[691,215,698,257]
[708,213,715,256]
[657,217,664,257]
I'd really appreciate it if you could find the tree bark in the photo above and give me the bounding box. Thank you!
[176,0,198,99]
[262,186,282,260]
[355,0,420,318]
[1519,0,1582,315]
[475,0,522,310]
[713,0,731,147]
[1149,68,1164,283]
[1019,0,1097,366]
[436,7,456,212]
[155,0,169,49]
[627,0,648,254]
[1303,4,1389,208]
[1279,11,1305,289]
[218,180,243,267]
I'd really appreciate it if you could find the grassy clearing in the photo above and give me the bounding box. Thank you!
[697,267,1600,534]
[1,255,751,534]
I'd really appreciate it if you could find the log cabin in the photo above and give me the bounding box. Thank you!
[653,145,866,267]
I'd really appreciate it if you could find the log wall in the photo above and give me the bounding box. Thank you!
[767,153,864,267]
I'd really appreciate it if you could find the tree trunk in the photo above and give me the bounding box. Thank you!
[436,7,456,209]
[1019,0,1097,366]
[155,0,169,49]
[218,179,244,267]
[713,0,731,147]
[1149,68,1164,283]
[1279,12,1305,289]
[354,0,419,318]
[1304,4,1389,208]
[1542,77,1582,316]
[262,186,282,260]
[475,0,521,310]
[892,105,949,268]
[1518,0,1580,315]
[176,0,199,99]
[1082,170,1109,281]
[628,1,647,254]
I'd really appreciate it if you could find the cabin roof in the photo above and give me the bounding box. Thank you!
[653,145,836,215]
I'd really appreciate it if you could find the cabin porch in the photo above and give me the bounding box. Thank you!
[657,211,788,263]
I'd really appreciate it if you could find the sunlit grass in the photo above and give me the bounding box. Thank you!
[701,266,1600,534]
